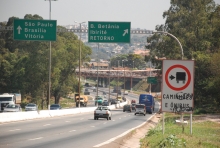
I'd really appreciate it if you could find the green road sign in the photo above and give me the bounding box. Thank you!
[88,21,130,43]
[147,77,157,84]
[13,19,57,41]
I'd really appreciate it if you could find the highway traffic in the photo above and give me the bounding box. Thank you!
[0,87,160,148]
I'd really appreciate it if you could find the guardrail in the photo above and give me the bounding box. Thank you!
[0,102,127,123]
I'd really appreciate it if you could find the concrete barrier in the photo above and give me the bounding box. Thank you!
[0,102,127,123]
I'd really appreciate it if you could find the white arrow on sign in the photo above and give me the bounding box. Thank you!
[17,26,22,34]
[123,29,128,36]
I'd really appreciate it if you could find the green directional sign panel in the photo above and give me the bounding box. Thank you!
[13,19,57,41]
[88,21,130,43]
[147,77,158,84]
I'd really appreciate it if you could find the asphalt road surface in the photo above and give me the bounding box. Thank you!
[0,104,160,148]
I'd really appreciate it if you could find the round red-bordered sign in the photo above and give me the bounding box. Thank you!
[165,64,191,91]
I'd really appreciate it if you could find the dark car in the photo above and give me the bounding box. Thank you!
[50,104,62,110]
[102,100,109,106]
[123,104,132,112]
[84,88,90,95]
[131,103,136,110]
[110,99,118,105]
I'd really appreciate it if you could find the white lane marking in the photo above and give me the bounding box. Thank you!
[103,122,107,124]
[9,129,21,132]
[91,126,95,128]
[112,120,115,121]
[93,113,156,147]
[65,121,70,122]
[29,137,43,141]
[124,116,126,117]
[43,124,51,126]
[80,118,84,120]
[119,118,121,120]
[69,130,76,132]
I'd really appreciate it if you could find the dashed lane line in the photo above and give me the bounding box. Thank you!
[43,124,51,126]
[9,129,21,132]
[29,137,43,141]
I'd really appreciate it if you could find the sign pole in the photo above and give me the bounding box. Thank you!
[153,31,194,135]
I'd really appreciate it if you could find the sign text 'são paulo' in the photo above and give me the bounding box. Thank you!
[88,21,130,43]
[13,19,57,41]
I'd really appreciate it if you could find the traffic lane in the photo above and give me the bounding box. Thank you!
[0,109,155,148]
[0,109,128,147]
[0,112,101,146]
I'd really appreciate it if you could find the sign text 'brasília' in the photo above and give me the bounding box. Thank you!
[88,21,130,43]
[13,19,57,41]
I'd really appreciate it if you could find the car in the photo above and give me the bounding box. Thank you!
[134,104,146,116]
[95,96,103,106]
[102,99,109,106]
[123,104,132,112]
[94,106,112,120]
[124,91,128,95]
[110,99,118,105]
[25,103,38,111]
[117,96,123,102]
[122,96,126,101]
[131,103,136,110]
[84,88,90,95]
[50,104,62,110]
[3,104,22,112]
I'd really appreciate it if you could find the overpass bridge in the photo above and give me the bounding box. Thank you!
[76,69,160,90]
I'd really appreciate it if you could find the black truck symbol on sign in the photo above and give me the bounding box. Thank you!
[176,72,186,83]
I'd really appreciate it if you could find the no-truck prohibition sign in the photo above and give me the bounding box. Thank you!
[165,64,191,91]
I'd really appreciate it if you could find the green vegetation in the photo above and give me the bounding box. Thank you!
[0,14,92,106]
[140,114,220,148]
[147,0,220,109]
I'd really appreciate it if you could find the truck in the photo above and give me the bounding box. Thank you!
[75,94,88,107]
[139,94,155,114]
[0,93,21,112]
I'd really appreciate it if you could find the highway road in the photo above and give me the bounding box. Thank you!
[0,88,160,148]
[0,105,160,148]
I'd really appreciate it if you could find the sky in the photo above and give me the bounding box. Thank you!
[0,0,220,30]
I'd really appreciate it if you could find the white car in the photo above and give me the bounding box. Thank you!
[94,106,112,120]
[4,104,22,112]
[124,91,128,95]
[25,103,38,111]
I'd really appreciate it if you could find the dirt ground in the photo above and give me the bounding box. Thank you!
[99,113,220,148]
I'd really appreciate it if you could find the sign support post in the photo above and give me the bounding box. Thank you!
[153,31,193,135]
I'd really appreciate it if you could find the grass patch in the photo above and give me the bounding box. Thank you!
[140,113,220,148]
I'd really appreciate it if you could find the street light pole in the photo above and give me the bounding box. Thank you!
[96,43,99,99]
[107,51,111,103]
[131,61,134,92]
[116,60,119,99]
[45,0,57,110]
[75,21,85,108]
[122,60,126,97]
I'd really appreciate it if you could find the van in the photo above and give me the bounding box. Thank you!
[139,94,155,114]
